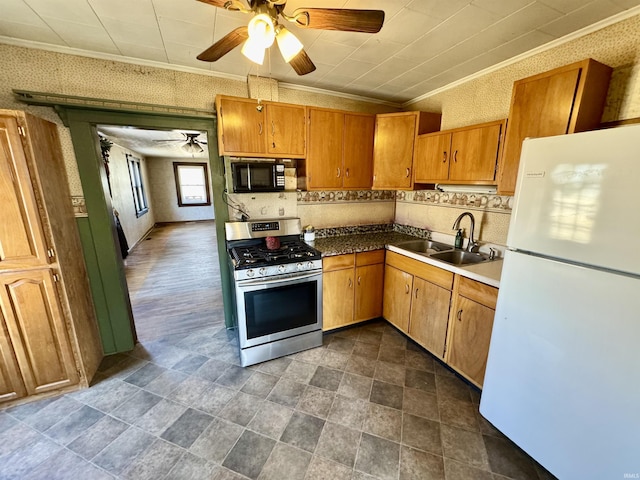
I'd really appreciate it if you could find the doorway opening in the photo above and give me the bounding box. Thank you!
[96,125,223,342]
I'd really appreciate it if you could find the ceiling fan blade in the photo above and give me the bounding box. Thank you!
[289,50,316,76]
[292,8,385,33]
[197,26,249,62]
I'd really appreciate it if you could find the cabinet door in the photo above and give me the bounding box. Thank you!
[447,296,495,386]
[218,97,266,155]
[372,113,417,189]
[414,132,451,183]
[307,109,344,189]
[408,277,451,358]
[498,68,581,194]
[0,269,79,395]
[323,268,355,330]
[266,103,305,157]
[382,265,412,333]
[354,263,384,322]
[449,123,502,182]
[343,114,375,189]
[0,315,26,403]
[0,116,49,271]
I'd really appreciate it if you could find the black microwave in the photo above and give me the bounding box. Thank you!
[231,162,285,193]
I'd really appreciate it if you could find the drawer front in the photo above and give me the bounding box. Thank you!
[323,254,355,272]
[356,249,385,267]
[386,251,453,290]
[458,276,498,309]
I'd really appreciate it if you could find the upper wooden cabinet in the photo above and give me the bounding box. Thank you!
[372,111,441,190]
[414,120,506,185]
[216,96,306,158]
[497,58,612,195]
[306,107,375,190]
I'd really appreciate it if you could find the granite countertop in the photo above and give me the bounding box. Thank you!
[314,232,502,287]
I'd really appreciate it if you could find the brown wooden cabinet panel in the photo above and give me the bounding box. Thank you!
[446,295,495,386]
[0,269,79,395]
[0,116,49,271]
[409,277,451,358]
[383,264,412,333]
[266,103,305,157]
[323,268,354,330]
[373,113,418,190]
[217,97,266,155]
[0,315,26,402]
[354,263,384,322]
[497,59,612,195]
[414,132,451,183]
[343,114,375,189]
[449,123,502,182]
[307,108,344,190]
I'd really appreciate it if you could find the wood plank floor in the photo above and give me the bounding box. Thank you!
[124,221,224,341]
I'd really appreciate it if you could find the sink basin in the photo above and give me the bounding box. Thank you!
[394,239,453,255]
[429,250,490,266]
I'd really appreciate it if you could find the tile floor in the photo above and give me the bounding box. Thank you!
[0,321,557,480]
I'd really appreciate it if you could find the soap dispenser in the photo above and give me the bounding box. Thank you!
[455,229,464,249]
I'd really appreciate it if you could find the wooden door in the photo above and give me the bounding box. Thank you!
[408,277,451,358]
[322,268,355,330]
[449,123,502,182]
[0,269,79,395]
[0,314,27,403]
[498,68,581,194]
[266,103,305,157]
[414,132,451,183]
[447,296,495,386]
[372,113,417,189]
[0,115,49,271]
[307,108,344,189]
[382,265,412,333]
[354,263,384,322]
[218,97,266,155]
[343,114,375,189]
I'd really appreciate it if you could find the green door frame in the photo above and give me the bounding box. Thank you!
[57,106,232,354]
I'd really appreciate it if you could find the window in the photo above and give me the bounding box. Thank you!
[126,154,148,217]
[173,162,211,207]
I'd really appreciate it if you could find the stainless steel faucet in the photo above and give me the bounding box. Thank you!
[452,212,479,252]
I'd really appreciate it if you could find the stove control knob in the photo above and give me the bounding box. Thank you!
[259,268,267,276]
[246,269,255,278]
[307,261,314,269]
[297,263,304,270]
[278,265,286,273]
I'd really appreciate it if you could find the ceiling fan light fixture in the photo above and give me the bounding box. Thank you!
[247,13,275,48]
[276,26,303,63]
[241,37,266,65]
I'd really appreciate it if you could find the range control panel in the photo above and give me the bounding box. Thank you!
[251,222,280,232]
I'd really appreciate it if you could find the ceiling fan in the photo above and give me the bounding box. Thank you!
[196,0,385,75]
[155,132,208,154]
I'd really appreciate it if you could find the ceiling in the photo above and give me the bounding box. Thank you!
[98,126,209,158]
[1,0,639,104]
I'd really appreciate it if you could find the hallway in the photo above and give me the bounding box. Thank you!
[124,221,224,341]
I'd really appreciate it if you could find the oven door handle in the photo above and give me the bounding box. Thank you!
[238,271,321,287]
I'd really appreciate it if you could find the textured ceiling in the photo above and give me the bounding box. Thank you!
[98,126,209,159]
[1,0,639,104]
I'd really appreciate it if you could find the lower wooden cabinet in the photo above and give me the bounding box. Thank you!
[445,276,498,387]
[323,250,385,331]
[382,250,498,387]
[0,269,79,400]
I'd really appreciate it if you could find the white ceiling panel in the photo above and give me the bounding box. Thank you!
[0,0,638,104]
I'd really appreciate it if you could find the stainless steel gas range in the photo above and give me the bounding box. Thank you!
[225,218,323,367]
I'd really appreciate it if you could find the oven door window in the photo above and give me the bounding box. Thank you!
[244,281,318,339]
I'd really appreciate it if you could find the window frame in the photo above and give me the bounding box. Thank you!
[126,153,149,217]
[173,161,212,207]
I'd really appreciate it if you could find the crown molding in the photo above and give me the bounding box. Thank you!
[277,81,402,108]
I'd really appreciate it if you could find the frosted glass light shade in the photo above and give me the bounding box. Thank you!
[276,27,303,63]
[241,38,266,65]
[248,13,275,48]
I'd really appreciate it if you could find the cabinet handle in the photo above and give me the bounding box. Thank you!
[443,151,448,163]
[405,284,410,294]
[453,150,458,163]
[457,309,463,321]
[414,288,418,298]
[348,278,352,288]
[337,168,341,178]
[345,168,350,178]
[405,168,410,178]
[258,123,263,135]
[357,276,361,285]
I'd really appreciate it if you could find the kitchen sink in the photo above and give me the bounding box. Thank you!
[393,239,453,255]
[429,250,490,265]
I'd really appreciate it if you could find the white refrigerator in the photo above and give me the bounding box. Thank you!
[480,124,640,480]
